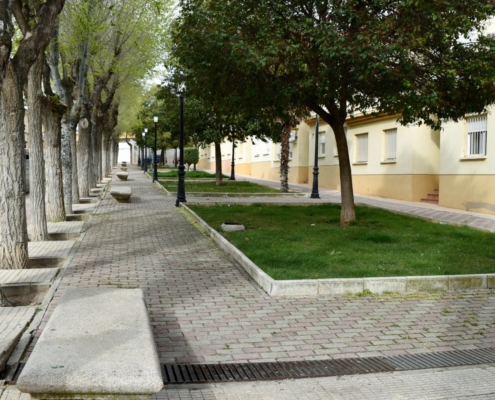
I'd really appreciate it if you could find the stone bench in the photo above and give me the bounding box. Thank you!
[17,288,163,400]
[116,172,128,181]
[110,186,132,202]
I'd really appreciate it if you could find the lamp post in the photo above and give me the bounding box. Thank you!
[143,128,148,173]
[141,131,145,171]
[176,84,187,206]
[310,115,320,199]
[230,139,236,181]
[153,114,158,182]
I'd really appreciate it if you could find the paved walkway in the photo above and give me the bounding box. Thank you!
[20,166,495,399]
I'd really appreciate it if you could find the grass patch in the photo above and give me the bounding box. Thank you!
[188,204,495,280]
[157,169,227,179]
[161,180,280,193]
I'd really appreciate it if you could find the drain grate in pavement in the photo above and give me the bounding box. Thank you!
[162,347,495,384]
[7,347,495,385]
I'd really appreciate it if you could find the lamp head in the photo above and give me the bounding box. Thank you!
[153,114,158,123]
[144,127,148,133]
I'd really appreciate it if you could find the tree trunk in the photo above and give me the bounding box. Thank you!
[71,118,80,204]
[77,117,90,198]
[333,121,356,225]
[61,114,73,215]
[0,66,29,269]
[43,99,66,222]
[279,123,291,193]
[27,55,49,241]
[160,147,166,165]
[214,141,222,186]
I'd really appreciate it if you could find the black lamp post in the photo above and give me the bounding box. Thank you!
[141,131,145,171]
[230,139,236,181]
[143,128,148,173]
[176,84,187,206]
[153,114,159,182]
[310,115,320,199]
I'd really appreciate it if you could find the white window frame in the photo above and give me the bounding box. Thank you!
[263,140,270,155]
[383,128,397,161]
[289,130,298,142]
[355,133,368,164]
[466,115,487,157]
[318,131,326,156]
[252,138,259,157]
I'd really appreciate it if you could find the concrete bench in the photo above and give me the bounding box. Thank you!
[116,172,128,181]
[17,288,163,399]
[110,186,132,202]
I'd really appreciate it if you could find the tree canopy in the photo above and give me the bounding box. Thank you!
[173,0,495,223]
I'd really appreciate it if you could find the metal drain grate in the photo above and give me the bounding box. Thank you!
[163,347,495,384]
[7,347,495,385]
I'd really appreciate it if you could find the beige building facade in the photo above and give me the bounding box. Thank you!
[196,109,495,216]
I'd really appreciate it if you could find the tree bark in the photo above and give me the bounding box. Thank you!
[71,119,80,204]
[279,123,291,193]
[61,114,73,214]
[0,0,65,269]
[77,116,90,198]
[27,54,49,241]
[43,98,66,222]
[214,141,222,186]
[0,66,29,269]
[310,100,356,225]
[333,121,356,225]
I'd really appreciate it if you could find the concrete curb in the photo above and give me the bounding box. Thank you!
[182,204,495,297]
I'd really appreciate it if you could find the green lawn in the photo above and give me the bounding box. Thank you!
[189,204,495,280]
[161,180,280,193]
[157,170,226,179]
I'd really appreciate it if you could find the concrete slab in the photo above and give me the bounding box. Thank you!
[46,222,86,240]
[0,269,58,285]
[116,172,129,181]
[17,288,163,400]
[0,307,36,372]
[28,242,75,260]
[72,204,96,214]
[110,187,132,203]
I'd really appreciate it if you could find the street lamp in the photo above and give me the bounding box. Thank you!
[310,115,320,199]
[153,114,158,182]
[176,83,187,206]
[141,131,145,171]
[230,139,236,181]
[144,128,148,173]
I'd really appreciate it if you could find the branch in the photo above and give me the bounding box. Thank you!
[13,0,66,85]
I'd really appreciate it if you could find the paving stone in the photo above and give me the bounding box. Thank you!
[18,166,495,400]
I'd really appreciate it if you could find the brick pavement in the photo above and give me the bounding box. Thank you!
[22,166,495,399]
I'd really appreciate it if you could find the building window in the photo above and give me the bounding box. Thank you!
[263,140,270,155]
[383,128,397,161]
[355,133,368,163]
[318,132,326,156]
[289,130,297,142]
[467,115,487,157]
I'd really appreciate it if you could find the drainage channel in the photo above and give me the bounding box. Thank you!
[6,347,495,385]
[162,347,495,384]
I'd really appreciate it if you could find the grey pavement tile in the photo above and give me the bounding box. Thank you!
[20,166,495,398]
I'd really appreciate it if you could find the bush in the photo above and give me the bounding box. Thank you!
[184,147,199,168]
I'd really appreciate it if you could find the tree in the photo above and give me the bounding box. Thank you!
[184,147,199,171]
[0,0,65,269]
[174,0,495,224]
